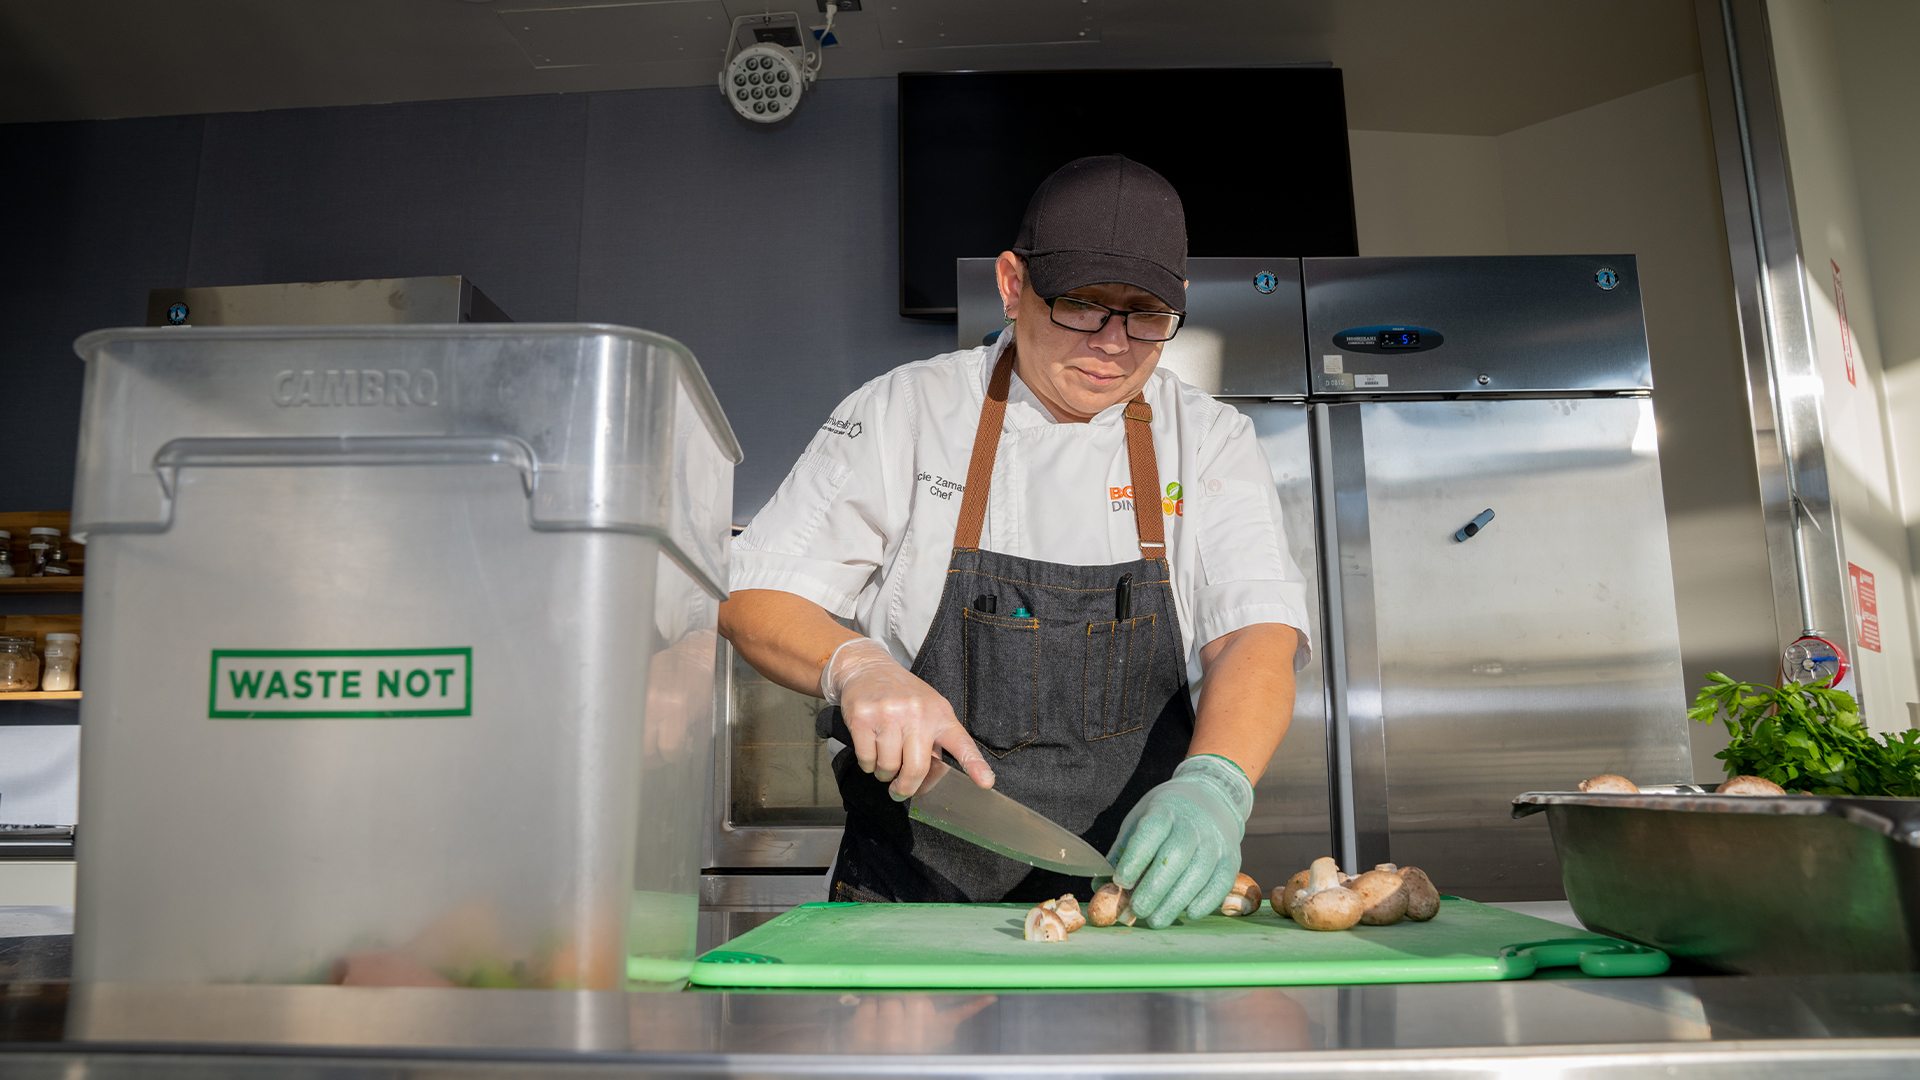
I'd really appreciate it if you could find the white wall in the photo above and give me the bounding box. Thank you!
[1830,0,1920,729]
[1347,130,1508,256]
[1769,0,1920,731]
[1351,75,1779,778]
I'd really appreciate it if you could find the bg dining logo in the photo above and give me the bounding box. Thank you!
[208,648,472,719]
[1108,480,1185,517]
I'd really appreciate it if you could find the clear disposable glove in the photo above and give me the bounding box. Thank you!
[1106,754,1254,929]
[822,637,996,800]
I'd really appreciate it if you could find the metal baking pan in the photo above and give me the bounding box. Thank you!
[1513,789,1920,974]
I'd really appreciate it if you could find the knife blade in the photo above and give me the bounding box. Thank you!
[817,708,1115,878]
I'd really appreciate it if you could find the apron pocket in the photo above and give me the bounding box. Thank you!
[1082,614,1159,741]
[960,608,1041,756]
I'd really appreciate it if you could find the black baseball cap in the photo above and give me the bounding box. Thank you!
[1011,155,1187,312]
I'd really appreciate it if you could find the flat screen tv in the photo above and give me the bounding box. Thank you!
[898,68,1358,316]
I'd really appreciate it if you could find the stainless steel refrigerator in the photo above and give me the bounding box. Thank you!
[958,254,1693,900]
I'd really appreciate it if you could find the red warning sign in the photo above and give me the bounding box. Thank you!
[1850,562,1880,653]
[1833,260,1856,387]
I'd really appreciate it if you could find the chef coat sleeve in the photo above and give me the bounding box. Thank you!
[1187,408,1314,669]
[729,378,902,618]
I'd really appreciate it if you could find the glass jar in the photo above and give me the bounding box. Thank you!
[41,633,79,692]
[42,535,73,577]
[0,635,40,691]
[0,529,12,578]
[26,527,60,577]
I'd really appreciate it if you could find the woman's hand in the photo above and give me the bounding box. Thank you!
[824,638,996,799]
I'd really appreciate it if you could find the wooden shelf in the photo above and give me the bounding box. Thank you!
[0,690,80,701]
[0,576,83,593]
[0,510,85,582]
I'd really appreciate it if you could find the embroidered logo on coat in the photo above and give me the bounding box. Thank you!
[1109,481,1184,517]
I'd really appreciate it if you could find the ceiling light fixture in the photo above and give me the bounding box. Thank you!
[720,5,836,124]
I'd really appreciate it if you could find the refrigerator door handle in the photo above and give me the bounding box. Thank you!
[1453,508,1497,543]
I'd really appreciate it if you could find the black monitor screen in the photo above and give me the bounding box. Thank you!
[898,68,1359,316]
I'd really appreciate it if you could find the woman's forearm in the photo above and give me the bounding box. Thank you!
[717,588,863,698]
[1188,623,1299,785]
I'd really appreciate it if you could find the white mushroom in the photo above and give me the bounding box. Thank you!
[1287,857,1367,932]
[1220,873,1263,916]
[1348,865,1408,926]
[1088,883,1136,927]
[1023,904,1070,942]
[1053,895,1087,933]
[1399,866,1441,921]
[1718,775,1787,796]
[1578,774,1640,794]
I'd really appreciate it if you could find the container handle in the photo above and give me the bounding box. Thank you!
[152,436,536,497]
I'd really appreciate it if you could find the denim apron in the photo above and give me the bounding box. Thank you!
[830,347,1196,903]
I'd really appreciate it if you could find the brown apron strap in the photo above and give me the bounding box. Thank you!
[951,345,1167,562]
[1123,399,1166,561]
[952,348,1015,551]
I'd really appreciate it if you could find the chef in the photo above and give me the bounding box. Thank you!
[720,155,1310,929]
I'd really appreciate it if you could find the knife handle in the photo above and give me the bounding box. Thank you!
[816,706,854,745]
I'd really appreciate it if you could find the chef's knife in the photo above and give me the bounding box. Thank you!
[817,708,1115,878]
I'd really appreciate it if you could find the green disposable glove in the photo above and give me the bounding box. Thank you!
[1106,754,1253,929]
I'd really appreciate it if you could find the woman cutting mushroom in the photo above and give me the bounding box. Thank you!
[720,156,1313,929]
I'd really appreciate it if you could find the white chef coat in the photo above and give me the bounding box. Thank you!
[731,334,1312,694]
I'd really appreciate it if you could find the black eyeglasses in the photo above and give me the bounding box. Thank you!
[1044,295,1185,342]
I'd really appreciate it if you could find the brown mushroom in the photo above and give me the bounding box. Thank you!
[1272,868,1312,919]
[1578,774,1640,794]
[1399,866,1441,921]
[1348,864,1408,925]
[1718,775,1787,795]
[1088,883,1136,928]
[1288,857,1366,932]
[1054,895,1087,933]
[1023,904,1070,942]
[1220,872,1263,916]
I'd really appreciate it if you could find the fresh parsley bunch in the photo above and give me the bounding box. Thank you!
[1688,672,1920,797]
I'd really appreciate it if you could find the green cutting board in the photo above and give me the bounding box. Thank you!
[690,898,1667,989]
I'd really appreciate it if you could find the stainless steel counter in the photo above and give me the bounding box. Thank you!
[0,974,1917,1076]
[4,904,1919,1077]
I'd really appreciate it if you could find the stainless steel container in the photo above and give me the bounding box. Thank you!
[1513,791,1920,974]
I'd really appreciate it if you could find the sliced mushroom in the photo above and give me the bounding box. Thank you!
[1220,872,1263,916]
[1088,883,1136,928]
[1273,868,1312,919]
[1718,775,1787,796]
[1399,866,1441,921]
[1054,894,1087,933]
[1578,774,1640,794]
[1023,904,1070,942]
[1348,865,1408,925]
[1288,857,1366,932]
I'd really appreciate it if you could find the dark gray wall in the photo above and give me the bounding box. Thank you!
[0,78,954,521]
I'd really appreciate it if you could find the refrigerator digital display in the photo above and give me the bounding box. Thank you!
[1381,330,1421,349]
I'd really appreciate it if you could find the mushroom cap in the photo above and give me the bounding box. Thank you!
[1054,894,1087,933]
[1719,774,1787,796]
[1274,867,1313,918]
[1348,868,1409,925]
[1023,905,1070,941]
[1578,773,1640,794]
[1400,866,1441,921]
[1088,883,1134,928]
[1220,872,1263,916]
[1294,887,1366,931]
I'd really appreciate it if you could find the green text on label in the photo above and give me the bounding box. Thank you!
[208,648,472,719]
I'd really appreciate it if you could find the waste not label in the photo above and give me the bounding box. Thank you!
[209,648,472,719]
